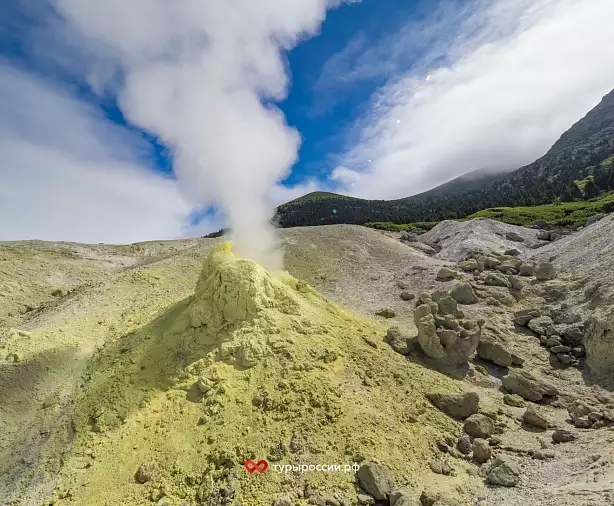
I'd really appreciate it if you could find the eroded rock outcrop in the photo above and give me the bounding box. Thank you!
[414,293,482,365]
[584,316,614,380]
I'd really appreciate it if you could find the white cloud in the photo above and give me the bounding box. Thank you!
[0,63,191,244]
[330,166,360,188]
[335,0,614,199]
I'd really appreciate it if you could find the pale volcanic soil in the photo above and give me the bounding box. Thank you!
[1,217,613,506]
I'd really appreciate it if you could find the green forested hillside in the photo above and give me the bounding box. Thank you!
[276,89,614,227]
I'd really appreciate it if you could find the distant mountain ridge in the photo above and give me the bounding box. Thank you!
[277,89,614,227]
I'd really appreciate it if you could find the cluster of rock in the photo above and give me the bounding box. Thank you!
[425,391,521,488]
[434,253,558,313]
[514,308,586,368]
[535,229,572,242]
[451,250,547,279]
[567,399,614,430]
[353,459,474,506]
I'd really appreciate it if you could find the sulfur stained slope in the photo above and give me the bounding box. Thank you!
[44,243,466,505]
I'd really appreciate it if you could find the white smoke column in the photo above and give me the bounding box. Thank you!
[50,0,338,269]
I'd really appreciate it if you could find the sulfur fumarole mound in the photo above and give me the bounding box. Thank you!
[49,243,466,505]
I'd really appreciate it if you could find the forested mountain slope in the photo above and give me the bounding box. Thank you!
[277,89,614,227]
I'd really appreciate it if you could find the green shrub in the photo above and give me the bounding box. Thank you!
[370,191,614,232]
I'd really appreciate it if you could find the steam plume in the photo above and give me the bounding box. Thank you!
[48,0,337,268]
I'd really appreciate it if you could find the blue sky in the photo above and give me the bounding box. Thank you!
[1,0,613,243]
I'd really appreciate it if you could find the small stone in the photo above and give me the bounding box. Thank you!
[485,455,520,487]
[429,459,453,476]
[561,326,584,346]
[400,291,415,301]
[458,259,479,271]
[513,308,540,326]
[557,353,573,366]
[502,369,558,402]
[527,316,555,336]
[534,263,556,281]
[356,494,375,505]
[375,308,396,318]
[463,414,494,439]
[573,417,593,429]
[135,463,153,484]
[519,265,534,277]
[510,354,525,366]
[477,340,512,367]
[588,412,603,422]
[505,248,521,256]
[552,429,579,443]
[436,267,457,281]
[484,256,501,269]
[569,402,591,420]
[545,338,562,348]
[503,394,525,408]
[426,392,480,420]
[450,283,479,304]
[532,450,555,460]
[506,232,525,243]
[551,308,581,325]
[507,275,524,292]
[472,438,492,464]
[550,345,571,354]
[571,346,585,358]
[481,272,511,288]
[397,280,409,290]
[437,296,458,316]
[523,405,549,429]
[457,435,472,455]
[355,461,394,500]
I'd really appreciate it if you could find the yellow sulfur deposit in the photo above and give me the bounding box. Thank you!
[6,243,467,505]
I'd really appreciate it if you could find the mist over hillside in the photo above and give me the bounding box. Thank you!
[277,89,614,227]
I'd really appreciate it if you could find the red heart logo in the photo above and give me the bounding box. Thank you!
[244,459,268,474]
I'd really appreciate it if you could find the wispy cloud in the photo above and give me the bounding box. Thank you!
[314,1,463,94]
[329,0,614,199]
[0,62,191,244]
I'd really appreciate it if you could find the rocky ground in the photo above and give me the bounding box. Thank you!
[0,214,613,506]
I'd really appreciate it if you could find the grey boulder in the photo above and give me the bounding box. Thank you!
[426,392,479,420]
